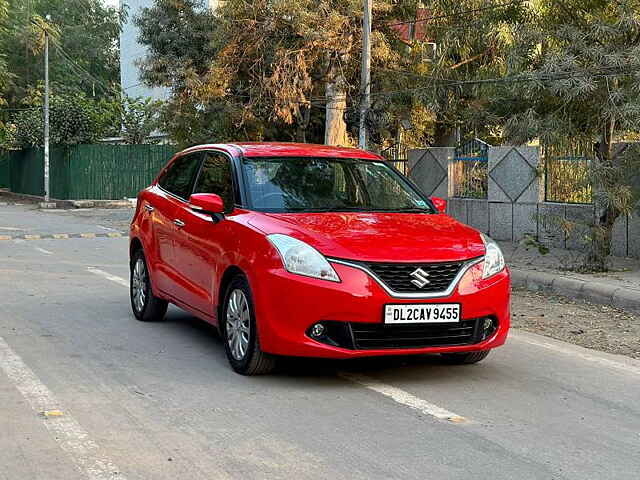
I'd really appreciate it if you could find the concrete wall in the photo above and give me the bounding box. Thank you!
[120,0,171,101]
[409,146,639,259]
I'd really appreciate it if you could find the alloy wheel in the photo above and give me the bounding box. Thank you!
[131,258,147,313]
[226,289,251,361]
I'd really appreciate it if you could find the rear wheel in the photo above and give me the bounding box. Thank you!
[222,275,276,375]
[440,350,490,365]
[130,249,168,322]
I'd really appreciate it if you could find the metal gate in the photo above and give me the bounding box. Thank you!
[451,139,490,198]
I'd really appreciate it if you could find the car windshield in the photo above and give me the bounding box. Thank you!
[241,157,434,213]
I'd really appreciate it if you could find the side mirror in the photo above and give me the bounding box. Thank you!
[189,193,225,215]
[430,196,447,214]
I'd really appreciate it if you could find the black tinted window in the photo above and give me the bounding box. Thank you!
[193,151,234,212]
[158,153,202,199]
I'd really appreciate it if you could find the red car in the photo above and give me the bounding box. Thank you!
[129,143,510,375]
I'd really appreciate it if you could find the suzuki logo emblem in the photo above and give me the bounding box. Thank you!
[410,268,430,288]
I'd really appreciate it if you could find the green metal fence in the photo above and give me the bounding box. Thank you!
[7,144,177,200]
[0,153,9,188]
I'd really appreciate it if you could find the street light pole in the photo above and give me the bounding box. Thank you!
[358,0,372,150]
[43,29,50,202]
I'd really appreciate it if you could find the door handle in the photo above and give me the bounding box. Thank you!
[144,204,154,213]
[173,219,186,228]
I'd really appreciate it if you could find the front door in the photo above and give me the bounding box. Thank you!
[172,150,236,318]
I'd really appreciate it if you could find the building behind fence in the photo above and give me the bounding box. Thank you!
[0,144,177,200]
[409,145,639,259]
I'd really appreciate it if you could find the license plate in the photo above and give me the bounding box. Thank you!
[384,304,460,324]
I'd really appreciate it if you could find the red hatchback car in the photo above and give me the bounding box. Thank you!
[130,143,510,375]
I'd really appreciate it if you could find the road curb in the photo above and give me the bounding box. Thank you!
[0,190,134,209]
[511,267,640,315]
[0,232,124,241]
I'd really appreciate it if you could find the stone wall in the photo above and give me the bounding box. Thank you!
[408,146,639,259]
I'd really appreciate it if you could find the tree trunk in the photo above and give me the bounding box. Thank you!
[324,63,349,146]
[587,119,617,272]
[433,119,457,147]
[295,106,311,143]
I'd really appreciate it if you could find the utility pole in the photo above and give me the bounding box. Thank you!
[43,28,50,202]
[358,0,372,150]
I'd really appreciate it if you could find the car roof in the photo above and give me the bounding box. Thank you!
[179,142,383,160]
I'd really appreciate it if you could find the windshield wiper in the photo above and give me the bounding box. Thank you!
[392,207,433,213]
[284,207,334,212]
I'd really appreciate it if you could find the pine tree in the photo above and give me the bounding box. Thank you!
[500,0,640,270]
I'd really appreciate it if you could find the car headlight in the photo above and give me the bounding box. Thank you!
[267,234,340,282]
[481,234,505,279]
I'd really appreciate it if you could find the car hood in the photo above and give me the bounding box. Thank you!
[248,212,485,263]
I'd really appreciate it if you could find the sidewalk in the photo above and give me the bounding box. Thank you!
[501,242,640,314]
[0,188,134,209]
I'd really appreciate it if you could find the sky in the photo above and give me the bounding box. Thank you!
[103,0,120,8]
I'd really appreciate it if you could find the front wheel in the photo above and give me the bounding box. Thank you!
[440,350,490,365]
[222,275,276,375]
[130,249,168,322]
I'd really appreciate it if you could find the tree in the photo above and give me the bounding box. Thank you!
[120,96,163,144]
[386,0,529,146]
[10,87,120,148]
[135,0,430,148]
[500,0,640,271]
[0,0,123,107]
[0,0,11,106]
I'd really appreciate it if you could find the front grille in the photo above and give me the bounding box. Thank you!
[350,319,480,349]
[363,260,465,293]
[308,318,496,350]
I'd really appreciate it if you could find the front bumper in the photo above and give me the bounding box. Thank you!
[251,260,510,359]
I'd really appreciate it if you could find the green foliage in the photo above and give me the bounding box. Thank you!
[497,0,640,270]
[135,0,432,148]
[10,88,121,148]
[120,97,164,145]
[520,233,550,256]
[13,96,95,147]
[397,0,529,145]
[0,0,123,107]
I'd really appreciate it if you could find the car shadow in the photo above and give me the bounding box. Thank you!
[161,307,495,384]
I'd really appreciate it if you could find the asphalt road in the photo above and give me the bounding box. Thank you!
[1,203,639,480]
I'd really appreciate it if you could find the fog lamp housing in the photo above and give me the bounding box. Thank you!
[310,323,325,338]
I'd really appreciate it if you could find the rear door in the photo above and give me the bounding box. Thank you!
[172,150,237,318]
[152,152,203,296]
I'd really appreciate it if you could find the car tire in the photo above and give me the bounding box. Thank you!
[130,248,168,322]
[222,275,277,375]
[440,350,490,365]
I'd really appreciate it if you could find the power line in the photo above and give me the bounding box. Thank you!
[49,37,118,95]
[367,66,640,99]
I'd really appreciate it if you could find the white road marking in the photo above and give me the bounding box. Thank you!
[0,336,127,479]
[87,267,129,287]
[34,246,53,255]
[83,267,468,423]
[339,372,468,423]
[84,270,640,412]
[96,225,119,232]
[510,329,640,376]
